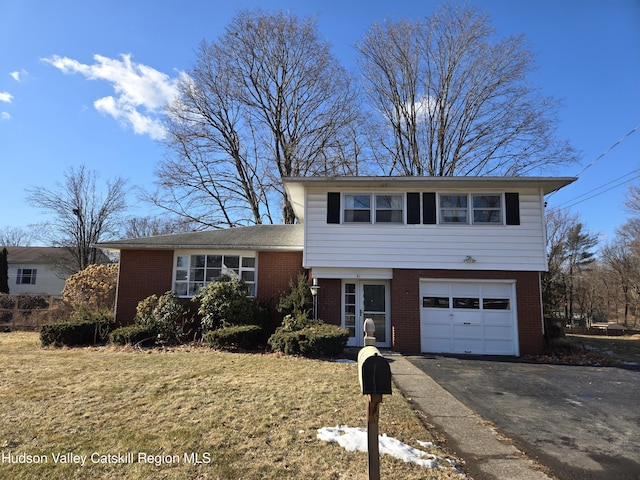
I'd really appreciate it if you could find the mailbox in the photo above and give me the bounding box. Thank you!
[357,346,392,395]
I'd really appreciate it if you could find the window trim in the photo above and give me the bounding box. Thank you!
[342,192,405,224]
[16,268,37,285]
[438,193,505,225]
[173,251,257,298]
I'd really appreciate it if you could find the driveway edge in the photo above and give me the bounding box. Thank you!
[386,353,556,480]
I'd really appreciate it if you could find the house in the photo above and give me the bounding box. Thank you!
[97,176,576,356]
[96,225,306,332]
[5,247,76,296]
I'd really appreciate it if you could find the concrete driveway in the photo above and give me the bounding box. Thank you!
[406,355,640,480]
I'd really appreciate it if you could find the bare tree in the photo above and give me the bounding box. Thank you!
[123,216,198,238]
[602,219,640,326]
[0,226,34,246]
[26,165,128,272]
[542,208,598,324]
[356,3,577,176]
[154,10,362,226]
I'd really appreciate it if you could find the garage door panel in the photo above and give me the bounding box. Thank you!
[420,280,518,356]
[453,325,482,337]
[422,338,452,353]
[482,313,512,326]
[484,326,513,339]
[484,340,515,355]
[453,338,483,353]
[423,325,453,337]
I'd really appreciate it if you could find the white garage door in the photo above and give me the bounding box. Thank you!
[420,280,518,356]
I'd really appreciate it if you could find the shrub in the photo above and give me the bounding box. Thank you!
[194,276,263,332]
[40,310,113,347]
[132,291,187,346]
[268,318,349,358]
[109,324,158,347]
[62,263,118,311]
[204,325,264,351]
[277,273,312,317]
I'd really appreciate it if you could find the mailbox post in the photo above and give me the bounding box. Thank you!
[357,319,392,480]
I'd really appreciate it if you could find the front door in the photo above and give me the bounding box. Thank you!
[343,280,390,347]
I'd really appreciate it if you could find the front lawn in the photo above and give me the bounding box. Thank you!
[0,332,461,479]
[567,333,640,365]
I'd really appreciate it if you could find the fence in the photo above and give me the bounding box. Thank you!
[0,294,68,331]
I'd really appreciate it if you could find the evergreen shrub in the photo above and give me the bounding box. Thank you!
[204,324,264,351]
[40,310,113,347]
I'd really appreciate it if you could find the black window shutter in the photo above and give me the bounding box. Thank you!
[423,192,437,224]
[407,193,421,224]
[505,193,520,225]
[31,269,37,285]
[327,192,341,224]
[16,268,21,284]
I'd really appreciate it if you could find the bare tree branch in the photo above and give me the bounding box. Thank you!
[26,165,128,272]
[153,10,363,226]
[356,3,578,177]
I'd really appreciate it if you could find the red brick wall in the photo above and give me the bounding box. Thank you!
[317,278,342,326]
[391,269,544,356]
[256,251,305,332]
[115,249,174,326]
[115,249,304,331]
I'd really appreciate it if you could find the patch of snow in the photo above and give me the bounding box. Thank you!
[334,359,356,364]
[317,425,462,473]
[564,398,584,407]
[417,440,434,448]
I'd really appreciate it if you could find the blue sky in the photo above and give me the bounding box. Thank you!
[1,0,639,245]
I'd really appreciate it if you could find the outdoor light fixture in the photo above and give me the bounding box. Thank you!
[463,255,477,264]
[309,278,320,320]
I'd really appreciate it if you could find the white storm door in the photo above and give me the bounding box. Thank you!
[343,280,390,348]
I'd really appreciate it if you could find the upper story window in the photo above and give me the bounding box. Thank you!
[439,193,502,225]
[473,194,502,224]
[375,195,403,223]
[343,193,403,224]
[327,191,519,226]
[16,268,37,285]
[344,194,371,223]
[439,195,468,224]
[174,253,256,297]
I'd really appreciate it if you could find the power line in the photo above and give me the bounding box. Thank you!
[547,124,640,205]
[574,124,640,178]
[556,167,640,209]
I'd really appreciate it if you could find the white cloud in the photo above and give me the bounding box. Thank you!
[10,69,28,82]
[0,91,13,103]
[42,53,184,140]
[1,112,10,121]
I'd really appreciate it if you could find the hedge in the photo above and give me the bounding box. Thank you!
[40,318,113,347]
[268,323,350,357]
[108,324,158,347]
[204,325,264,351]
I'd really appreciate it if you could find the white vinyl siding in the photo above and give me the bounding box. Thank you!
[302,187,547,272]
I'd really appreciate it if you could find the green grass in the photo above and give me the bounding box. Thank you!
[0,332,462,479]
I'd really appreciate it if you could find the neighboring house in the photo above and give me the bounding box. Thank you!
[97,175,575,356]
[5,247,76,296]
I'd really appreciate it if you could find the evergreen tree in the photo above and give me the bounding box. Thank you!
[0,248,9,294]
